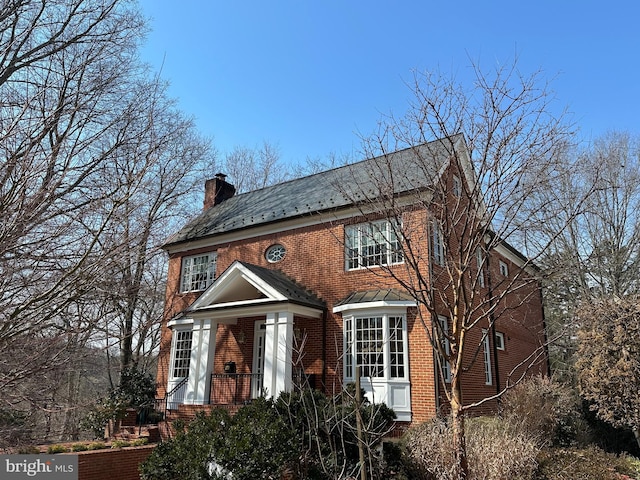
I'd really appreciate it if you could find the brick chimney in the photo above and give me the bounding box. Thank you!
[203,173,236,210]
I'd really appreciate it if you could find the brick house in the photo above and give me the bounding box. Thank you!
[155,135,548,425]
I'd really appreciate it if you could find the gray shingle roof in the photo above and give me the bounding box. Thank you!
[165,135,462,247]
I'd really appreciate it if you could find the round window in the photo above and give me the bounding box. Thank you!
[265,244,286,263]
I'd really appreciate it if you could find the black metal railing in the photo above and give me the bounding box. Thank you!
[155,376,189,418]
[210,373,262,405]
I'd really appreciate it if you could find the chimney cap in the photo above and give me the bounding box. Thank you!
[215,172,227,180]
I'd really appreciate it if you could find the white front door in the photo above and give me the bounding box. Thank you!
[252,321,266,398]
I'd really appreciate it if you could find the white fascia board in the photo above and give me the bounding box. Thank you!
[167,317,194,328]
[187,302,323,321]
[493,243,538,275]
[333,300,417,314]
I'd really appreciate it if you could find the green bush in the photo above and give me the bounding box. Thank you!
[140,408,231,480]
[87,442,106,450]
[276,385,397,480]
[111,440,131,448]
[132,437,149,446]
[17,446,40,454]
[47,444,69,454]
[81,367,157,438]
[142,389,397,480]
[71,443,89,452]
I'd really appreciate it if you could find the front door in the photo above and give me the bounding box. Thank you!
[251,321,266,398]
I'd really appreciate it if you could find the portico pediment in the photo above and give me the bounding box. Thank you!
[177,261,325,322]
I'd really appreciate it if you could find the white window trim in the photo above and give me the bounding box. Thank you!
[180,252,217,293]
[342,310,409,382]
[170,327,193,380]
[476,247,485,288]
[438,316,451,383]
[495,331,505,351]
[345,220,403,271]
[482,329,493,385]
[499,260,509,277]
[431,221,445,266]
[452,175,461,197]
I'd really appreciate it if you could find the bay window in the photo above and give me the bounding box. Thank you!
[344,313,408,382]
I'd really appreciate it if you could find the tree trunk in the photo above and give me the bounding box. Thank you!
[634,429,640,451]
[451,378,469,479]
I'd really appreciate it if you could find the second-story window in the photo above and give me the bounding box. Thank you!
[345,220,403,270]
[180,253,217,292]
[431,221,445,266]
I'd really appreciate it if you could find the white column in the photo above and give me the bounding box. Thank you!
[185,319,217,404]
[263,313,277,398]
[262,311,294,398]
[275,311,294,395]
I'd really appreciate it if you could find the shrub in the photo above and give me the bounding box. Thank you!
[276,386,397,479]
[536,446,640,480]
[17,446,40,454]
[215,397,301,480]
[71,443,88,452]
[111,440,131,448]
[47,444,69,454]
[87,442,106,450]
[402,416,538,480]
[81,367,157,438]
[131,437,149,446]
[501,375,586,447]
[140,408,231,480]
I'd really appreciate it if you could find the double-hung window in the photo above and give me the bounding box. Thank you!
[172,330,193,378]
[431,221,445,266]
[438,316,451,382]
[343,313,408,381]
[482,329,493,385]
[476,247,485,288]
[345,220,403,270]
[180,253,217,292]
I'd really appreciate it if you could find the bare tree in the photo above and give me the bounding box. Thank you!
[0,0,215,444]
[541,132,640,380]
[220,141,287,193]
[92,77,212,386]
[337,58,581,477]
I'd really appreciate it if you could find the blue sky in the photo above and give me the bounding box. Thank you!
[138,0,639,166]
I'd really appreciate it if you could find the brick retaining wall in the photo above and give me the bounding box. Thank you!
[74,445,156,480]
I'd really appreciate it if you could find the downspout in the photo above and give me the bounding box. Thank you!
[322,308,327,390]
[539,285,552,377]
[427,218,441,412]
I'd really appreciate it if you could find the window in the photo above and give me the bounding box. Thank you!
[344,313,408,380]
[265,244,286,263]
[499,260,509,277]
[180,253,217,292]
[476,247,485,288]
[495,331,505,350]
[438,316,451,382]
[452,175,461,197]
[345,220,403,270]
[172,330,193,378]
[482,329,492,385]
[431,221,445,266]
